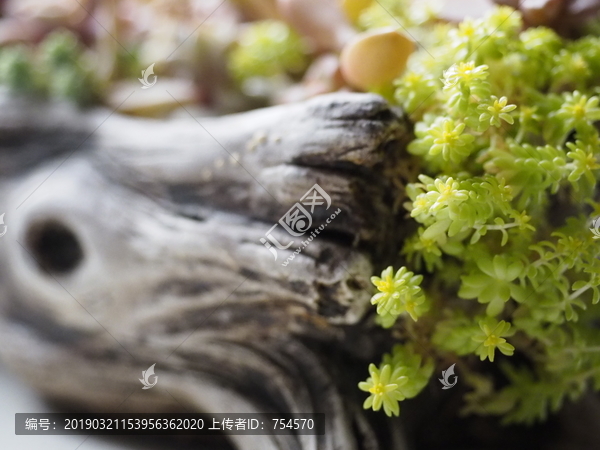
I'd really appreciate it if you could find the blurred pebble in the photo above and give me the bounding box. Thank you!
[5,0,90,26]
[107,77,197,117]
[519,0,564,26]
[340,27,414,91]
[277,0,356,52]
[276,53,344,103]
[0,18,47,45]
[231,0,282,20]
[438,0,497,22]
[339,0,373,23]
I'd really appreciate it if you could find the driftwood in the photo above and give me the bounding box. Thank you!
[0,92,413,450]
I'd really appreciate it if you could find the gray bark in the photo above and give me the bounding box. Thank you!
[0,92,412,450]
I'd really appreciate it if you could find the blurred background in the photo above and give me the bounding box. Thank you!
[0,0,597,119]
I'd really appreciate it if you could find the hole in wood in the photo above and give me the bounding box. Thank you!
[25,220,84,275]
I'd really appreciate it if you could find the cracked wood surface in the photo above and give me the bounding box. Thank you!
[0,92,412,450]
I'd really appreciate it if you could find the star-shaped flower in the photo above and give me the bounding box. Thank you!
[358,363,408,417]
[479,96,517,128]
[555,91,600,130]
[370,266,428,322]
[472,319,515,362]
[443,62,489,90]
[428,118,475,162]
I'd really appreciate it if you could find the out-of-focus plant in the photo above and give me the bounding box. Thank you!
[0,30,101,105]
[228,19,308,91]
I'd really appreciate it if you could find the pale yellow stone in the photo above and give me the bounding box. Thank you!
[340,28,415,91]
[107,78,196,117]
[339,0,373,23]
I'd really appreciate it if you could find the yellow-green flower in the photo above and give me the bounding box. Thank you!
[472,319,515,362]
[479,96,517,127]
[411,177,469,219]
[358,363,408,417]
[370,266,428,323]
[428,118,475,162]
[566,141,600,185]
[443,61,489,90]
[555,91,600,129]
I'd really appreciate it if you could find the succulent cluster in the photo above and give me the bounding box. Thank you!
[228,20,308,84]
[370,266,429,326]
[0,31,102,105]
[360,6,600,425]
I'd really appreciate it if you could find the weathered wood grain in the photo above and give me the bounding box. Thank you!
[0,92,412,450]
